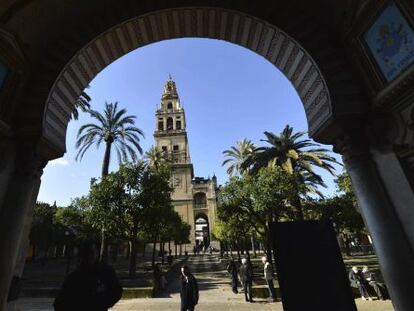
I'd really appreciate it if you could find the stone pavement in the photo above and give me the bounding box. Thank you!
[16,255,394,311]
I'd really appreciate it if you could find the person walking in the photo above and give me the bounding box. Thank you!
[239,258,254,302]
[180,265,199,311]
[226,258,239,294]
[349,266,371,301]
[54,242,123,311]
[153,263,163,293]
[362,266,385,300]
[262,256,277,302]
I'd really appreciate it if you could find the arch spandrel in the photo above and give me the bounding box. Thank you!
[42,7,334,154]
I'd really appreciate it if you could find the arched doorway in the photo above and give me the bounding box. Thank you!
[1,2,414,310]
[194,213,210,248]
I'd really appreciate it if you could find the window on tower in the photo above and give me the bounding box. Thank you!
[167,117,173,130]
[167,102,173,109]
[158,121,164,131]
[176,120,182,130]
[173,145,179,152]
[162,146,167,152]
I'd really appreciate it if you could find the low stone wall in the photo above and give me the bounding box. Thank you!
[20,256,189,300]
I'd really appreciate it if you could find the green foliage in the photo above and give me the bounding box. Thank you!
[140,163,175,241]
[217,167,297,243]
[72,88,91,120]
[222,139,255,176]
[88,172,127,239]
[302,169,365,235]
[75,101,145,176]
[243,125,339,180]
[336,171,355,196]
[222,125,340,220]
[55,197,100,243]
[30,202,57,250]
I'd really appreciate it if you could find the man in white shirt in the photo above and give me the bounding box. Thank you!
[262,256,276,302]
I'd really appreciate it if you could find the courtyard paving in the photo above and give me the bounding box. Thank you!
[16,255,394,311]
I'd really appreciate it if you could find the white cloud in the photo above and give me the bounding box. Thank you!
[49,158,70,166]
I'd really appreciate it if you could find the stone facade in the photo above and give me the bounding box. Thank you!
[153,77,218,249]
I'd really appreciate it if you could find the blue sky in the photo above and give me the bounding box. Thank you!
[38,38,343,206]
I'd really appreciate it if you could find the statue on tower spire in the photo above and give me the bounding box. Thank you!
[162,74,179,100]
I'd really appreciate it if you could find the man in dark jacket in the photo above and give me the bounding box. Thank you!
[180,265,199,311]
[239,258,254,303]
[226,258,238,294]
[54,242,123,311]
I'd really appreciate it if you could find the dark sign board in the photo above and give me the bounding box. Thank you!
[270,220,357,311]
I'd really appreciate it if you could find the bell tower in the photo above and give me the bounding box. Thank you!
[154,76,194,200]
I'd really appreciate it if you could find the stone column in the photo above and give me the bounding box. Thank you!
[0,140,16,208]
[5,178,41,311]
[336,137,414,311]
[371,146,414,252]
[0,146,47,310]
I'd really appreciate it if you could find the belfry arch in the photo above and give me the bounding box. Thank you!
[1,1,414,310]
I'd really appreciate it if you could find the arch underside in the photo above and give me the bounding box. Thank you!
[43,7,332,153]
[195,212,209,222]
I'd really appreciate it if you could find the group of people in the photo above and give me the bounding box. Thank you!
[53,242,200,311]
[192,244,212,256]
[348,266,387,301]
[226,256,277,303]
[51,242,387,311]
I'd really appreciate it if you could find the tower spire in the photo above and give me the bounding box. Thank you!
[162,75,179,100]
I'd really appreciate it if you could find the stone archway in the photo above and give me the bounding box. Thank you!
[42,7,336,154]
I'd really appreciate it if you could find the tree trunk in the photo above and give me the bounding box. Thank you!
[152,239,157,268]
[265,231,273,267]
[161,242,165,265]
[129,238,137,277]
[293,185,304,221]
[113,243,118,262]
[98,142,112,263]
[99,227,106,263]
[251,237,257,258]
[101,141,112,177]
[126,241,130,259]
[245,238,250,259]
[142,243,146,259]
[179,244,182,256]
[175,243,178,258]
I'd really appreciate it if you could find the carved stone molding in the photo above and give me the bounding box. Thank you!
[42,7,332,154]
[333,134,371,166]
[13,145,47,180]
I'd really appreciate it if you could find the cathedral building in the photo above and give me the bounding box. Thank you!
[153,77,219,250]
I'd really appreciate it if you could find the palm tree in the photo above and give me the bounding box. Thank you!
[243,125,339,220]
[76,102,144,177]
[145,146,170,170]
[222,139,255,176]
[75,102,144,262]
[72,89,91,120]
